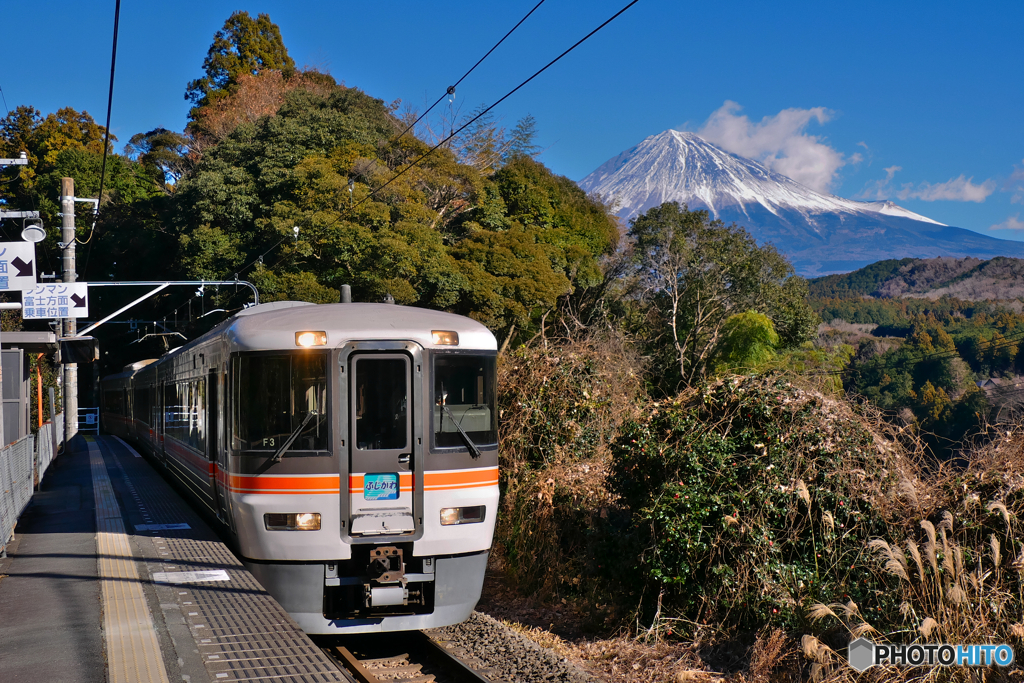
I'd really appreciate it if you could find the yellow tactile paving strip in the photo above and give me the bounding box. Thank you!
[88,439,171,683]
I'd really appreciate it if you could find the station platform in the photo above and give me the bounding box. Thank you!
[0,435,351,683]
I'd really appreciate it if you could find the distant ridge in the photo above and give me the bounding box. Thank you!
[580,130,1024,276]
[808,256,1024,301]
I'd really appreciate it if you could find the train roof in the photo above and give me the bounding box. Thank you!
[226,302,496,352]
[101,302,498,384]
[184,301,497,356]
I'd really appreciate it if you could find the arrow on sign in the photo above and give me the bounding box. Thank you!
[11,256,32,277]
[71,293,87,308]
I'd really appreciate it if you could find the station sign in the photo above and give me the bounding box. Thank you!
[22,283,89,319]
[0,242,37,292]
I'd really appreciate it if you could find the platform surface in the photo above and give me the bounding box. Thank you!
[0,435,350,683]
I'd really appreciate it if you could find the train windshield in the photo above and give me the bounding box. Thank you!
[433,354,497,449]
[233,352,328,453]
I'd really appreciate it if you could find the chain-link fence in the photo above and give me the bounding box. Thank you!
[1,415,65,557]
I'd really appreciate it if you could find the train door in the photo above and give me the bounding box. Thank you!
[347,352,418,537]
[208,369,230,522]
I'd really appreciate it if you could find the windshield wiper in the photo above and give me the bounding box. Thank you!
[271,410,318,463]
[439,402,481,459]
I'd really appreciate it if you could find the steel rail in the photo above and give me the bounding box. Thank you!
[330,631,494,683]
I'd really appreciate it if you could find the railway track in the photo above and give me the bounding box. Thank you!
[326,631,495,683]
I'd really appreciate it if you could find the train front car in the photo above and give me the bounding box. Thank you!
[227,302,498,634]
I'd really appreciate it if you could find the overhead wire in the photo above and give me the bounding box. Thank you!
[341,0,641,221]
[391,0,547,145]
[79,0,121,253]
[212,2,552,283]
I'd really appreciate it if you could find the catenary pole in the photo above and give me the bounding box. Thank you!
[60,178,78,442]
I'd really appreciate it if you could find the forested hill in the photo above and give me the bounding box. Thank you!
[808,256,1024,301]
[0,10,620,369]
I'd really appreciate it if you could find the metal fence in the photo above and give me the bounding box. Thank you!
[78,407,99,435]
[0,415,66,557]
[36,414,64,483]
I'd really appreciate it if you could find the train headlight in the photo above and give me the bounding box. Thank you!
[264,512,322,531]
[440,506,485,525]
[431,330,459,346]
[295,331,328,347]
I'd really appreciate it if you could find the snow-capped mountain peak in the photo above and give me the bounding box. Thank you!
[577,129,1024,276]
[580,129,944,226]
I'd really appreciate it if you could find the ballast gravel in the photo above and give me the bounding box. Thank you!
[427,611,596,683]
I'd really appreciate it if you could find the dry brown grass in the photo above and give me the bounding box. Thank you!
[494,331,644,601]
[801,424,1024,681]
[491,336,1024,681]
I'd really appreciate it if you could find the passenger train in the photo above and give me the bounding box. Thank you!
[101,300,499,633]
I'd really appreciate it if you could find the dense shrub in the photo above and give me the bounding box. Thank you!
[608,374,919,634]
[494,334,643,606]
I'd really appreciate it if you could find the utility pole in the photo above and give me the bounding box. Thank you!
[60,177,78,443]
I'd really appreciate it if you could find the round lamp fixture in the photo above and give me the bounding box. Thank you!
[21,220,46,243]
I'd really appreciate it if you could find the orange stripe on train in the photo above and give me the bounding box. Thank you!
[230,473,340,494]
[227,468,498,495]
[348,468,498,493]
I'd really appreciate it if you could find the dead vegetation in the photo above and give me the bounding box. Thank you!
[490,332,1024,681]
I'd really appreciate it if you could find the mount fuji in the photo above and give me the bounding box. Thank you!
[579,130,1024,276]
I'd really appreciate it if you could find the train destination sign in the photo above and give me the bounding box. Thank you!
[0,242,38,292]
[364,472,399,500]
[22,283,89,319]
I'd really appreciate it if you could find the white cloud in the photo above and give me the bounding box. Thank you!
[897,176,996,202]
[695,101,851,193]
[858,166,902,200]
[1006,160,1024,204]
[991,214,1024,232]
[858,166,996,203]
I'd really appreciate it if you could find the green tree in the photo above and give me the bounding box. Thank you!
[125,128,189,191]
[627,202,816,388]
[0,105,170,285]
[711,310,779,374]
[0,105,111,220]
[504,114,539,162]
[185,11,295,119]
[173,84,615,333]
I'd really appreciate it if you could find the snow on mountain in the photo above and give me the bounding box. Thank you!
[579,130,1024,276]
[581,130,942,226]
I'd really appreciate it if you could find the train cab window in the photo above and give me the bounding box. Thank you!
[432,353,497,449]
[353,357,408,450]
[232,352,328,453]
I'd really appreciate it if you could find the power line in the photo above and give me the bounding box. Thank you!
[0,83,9,117]
[80,0,121,251]
[345,0,641,219]
[392,0,547,144]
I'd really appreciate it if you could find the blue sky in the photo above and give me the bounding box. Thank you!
[5,1,1024,239]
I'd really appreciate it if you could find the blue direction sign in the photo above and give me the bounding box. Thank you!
[0,242,37,292]
[22,283,89,319]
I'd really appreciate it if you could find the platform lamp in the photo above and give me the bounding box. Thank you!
[21,218,46,243]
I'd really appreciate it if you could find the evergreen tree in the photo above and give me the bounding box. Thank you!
[125,128,189,191]
[185,11,296,120]
[505,114,539,162]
